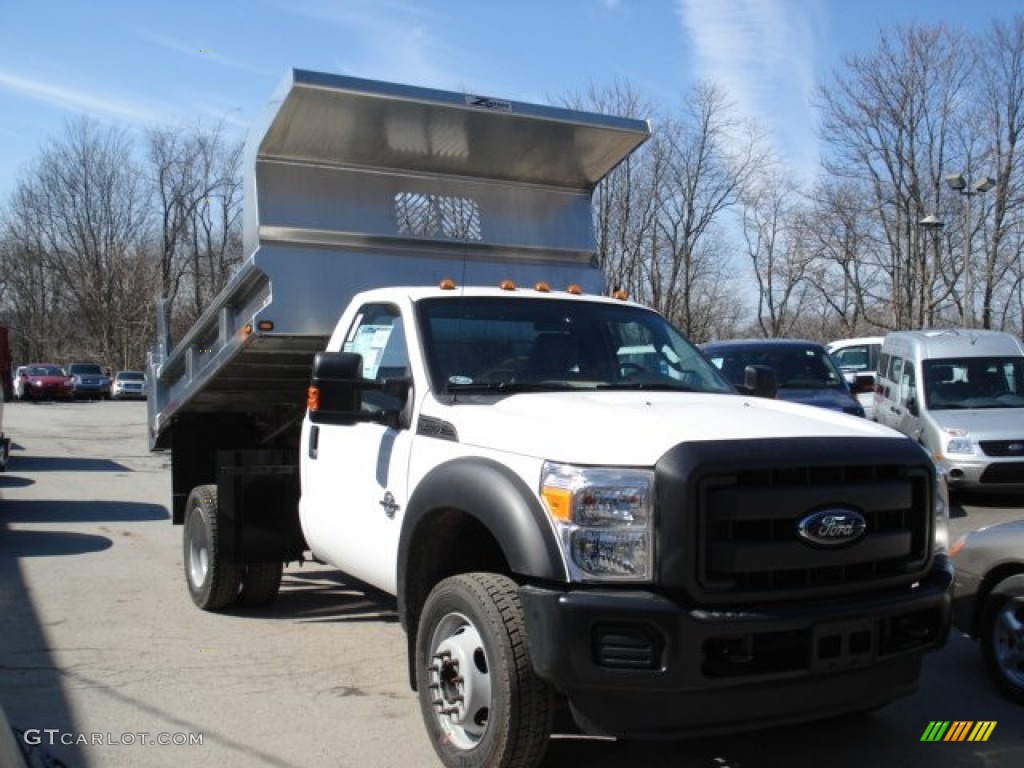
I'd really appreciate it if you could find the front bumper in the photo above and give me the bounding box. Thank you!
[939,455,1024,489]
[520,559,953,739]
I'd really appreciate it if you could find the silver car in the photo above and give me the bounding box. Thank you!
[951,518,1024,704]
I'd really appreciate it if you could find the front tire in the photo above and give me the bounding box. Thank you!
[980,590,1024,705]
[415,573,553,768]
[183,485,241,610]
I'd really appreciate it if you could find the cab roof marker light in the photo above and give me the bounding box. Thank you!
[500,280,517,291]
[534,281,551,293]
[439,278,457,290]
[567,284,583,295]
[613,289,629,300]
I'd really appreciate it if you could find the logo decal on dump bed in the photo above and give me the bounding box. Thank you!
[797,508,867,547]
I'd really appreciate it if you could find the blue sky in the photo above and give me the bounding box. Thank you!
[0,0,1019,204]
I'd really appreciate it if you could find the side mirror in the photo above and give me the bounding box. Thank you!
[906,397,919,417]
[308,352,366,425]
[740,364,778,399]
[308,351,410,426]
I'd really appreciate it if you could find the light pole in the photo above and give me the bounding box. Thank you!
[918,214,944,328]
[945,173,995,325]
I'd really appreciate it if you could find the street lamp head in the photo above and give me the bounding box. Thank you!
[919,214,944,229]
[973,176,996,193]
[945,173,967,192]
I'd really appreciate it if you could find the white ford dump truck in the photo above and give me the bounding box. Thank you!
[149,69,953,768]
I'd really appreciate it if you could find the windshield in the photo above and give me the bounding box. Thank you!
[416,297,734,396]
[704,343,847,390]
[71,364,103,375]
[29,366,65,377]
[924,357,1024,410]
[117,372,145,381]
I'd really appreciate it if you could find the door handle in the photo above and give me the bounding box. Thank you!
[308,425,319,460]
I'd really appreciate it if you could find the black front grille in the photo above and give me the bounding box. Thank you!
[699,466,929,598]
[655,437,935,605]
[979,462,1024,483]
[979,440,1024,457]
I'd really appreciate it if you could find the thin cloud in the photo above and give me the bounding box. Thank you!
[137,30,274,76]
[676,0,823,179]
[0,70,160,125]
[280,0,463,88]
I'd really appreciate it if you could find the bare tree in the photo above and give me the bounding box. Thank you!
[563,80,662,302]
[740,168,812,337]
[146,123,244,334]
[970,17,1024,331]
[819,24,973,330]
[650,82,765,336]
[2,119,152,364]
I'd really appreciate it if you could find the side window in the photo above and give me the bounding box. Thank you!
[900,365,917,407]
[342,303,409,382]
[833,345,868,373]
[877,352,890,395]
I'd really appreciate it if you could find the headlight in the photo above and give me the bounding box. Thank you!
[943,428,975,455]
[932,467,950,556]
[540,462,654,582]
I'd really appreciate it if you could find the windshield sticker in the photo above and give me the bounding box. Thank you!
[345,324,394,378]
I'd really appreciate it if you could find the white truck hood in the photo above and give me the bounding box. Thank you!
[430,391,901,466]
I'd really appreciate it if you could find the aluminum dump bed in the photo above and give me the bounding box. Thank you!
[148,69,651,449]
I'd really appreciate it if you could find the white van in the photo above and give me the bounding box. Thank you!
[875,329,1024,492]
[827,336,884,419]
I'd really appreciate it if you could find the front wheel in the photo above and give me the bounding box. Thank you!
[183,485,241,610]
[415,573,553,768]
[980,590,1024,705]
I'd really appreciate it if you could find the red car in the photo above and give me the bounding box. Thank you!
[15,364,73,402]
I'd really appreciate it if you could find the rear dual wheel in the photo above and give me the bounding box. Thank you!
[183,485,282,610]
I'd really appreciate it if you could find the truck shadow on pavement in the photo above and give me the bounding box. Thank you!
[0,519,87,766]
[7,455,133,473]
[0,499,168,523]
[231,569,399,624]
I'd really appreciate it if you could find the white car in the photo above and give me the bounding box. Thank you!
[827,336,884,420]
[111,370,147,400]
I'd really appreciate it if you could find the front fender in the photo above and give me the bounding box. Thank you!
[991,572,1024,599]
[396,457,567,626]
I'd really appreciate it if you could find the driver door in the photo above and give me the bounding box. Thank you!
[300,302,414,594]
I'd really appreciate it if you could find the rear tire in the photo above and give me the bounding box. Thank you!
[415,573,553,768]
[238,562,283,607]
[980,589,1024,705]
[183,485,241,610]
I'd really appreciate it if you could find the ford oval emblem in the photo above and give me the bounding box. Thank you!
[797,508,867,548]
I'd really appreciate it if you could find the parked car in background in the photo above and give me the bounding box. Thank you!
[111,370,147,400]
[951,518,1024,704]
[827,336,884,420]
[875,329,1024,493]
[14,364,73,402]
[701,338,866,417]
[68,362,111,400]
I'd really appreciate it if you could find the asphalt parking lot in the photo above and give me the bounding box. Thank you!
[1,400,1022,767]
